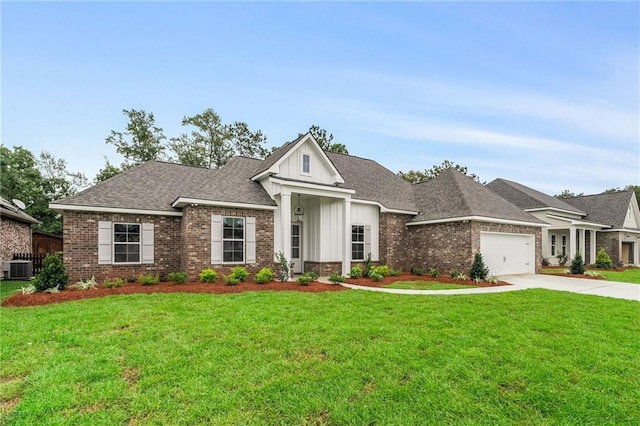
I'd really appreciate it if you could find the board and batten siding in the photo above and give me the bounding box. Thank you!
[276,144,336,185]
[351,202,379,261]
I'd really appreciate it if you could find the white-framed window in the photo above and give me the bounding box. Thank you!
[561,235,567,256]
[352,225,365,260]
[223,217,245,263]
[113,223,141,263]
[302,153,311,174]
[628,207,632,221]
[550,234,556,256]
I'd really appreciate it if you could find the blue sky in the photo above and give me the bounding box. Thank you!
[2,1,638,195]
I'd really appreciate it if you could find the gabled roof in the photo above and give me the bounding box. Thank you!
[0,196,40,224]
[327,152,417,212]
[564,191,637,229]
[409,169,546,225]
[486,178,585,215]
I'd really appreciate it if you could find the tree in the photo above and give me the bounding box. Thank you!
[569,251,585,275]
[555,190,584,199]
[94,157,123,184]
[169,108,268,168]
[106,109,167,166]
[398,160,481,184]
[300,125,349,154]
[38,151,88,199]
[603,185,640,209]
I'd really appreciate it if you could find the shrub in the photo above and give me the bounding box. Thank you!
[557,253,568,266]
[304,271,319,281]
[470,252,490,281]
[363,253,373,277]
[486,276,499,284]
[70,276,98,291]
[167,272,188,284]
[369,272,384,282]
[450,270,467,281]
[275,251,291,281]
[44,285,61,294]
[328,272,345,284]
[255,267,274,284]
[595,248,613,268]
[372,265,391,277]
[428,267,439,277]
[21,285,37,295]
[103,277,125,288]
[570,251,585,275]
[138,273,160,285]
[33,253,69,292]
[584,270,603,278]
[350,264,363,278]
[411,267,425,276]
[297,275,312,285]
[199,268,218,283]
[541,257,550,266]
[230,267,248,282]
[389,268,401,277]
[223,275,240,286]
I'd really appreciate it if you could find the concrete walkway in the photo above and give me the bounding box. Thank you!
[322,275,640,301]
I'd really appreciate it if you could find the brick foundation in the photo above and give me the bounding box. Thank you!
[304,261,343,276]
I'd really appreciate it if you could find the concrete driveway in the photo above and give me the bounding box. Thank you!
[499,274,640,302]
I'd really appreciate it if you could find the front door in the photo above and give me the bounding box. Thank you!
[291,223,302,274]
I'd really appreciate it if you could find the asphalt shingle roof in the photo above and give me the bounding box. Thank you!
[0,196,40,224]
[486,178,585,215]
[327,152,417,212]
[564,191,635,229]
[410,169,545,224]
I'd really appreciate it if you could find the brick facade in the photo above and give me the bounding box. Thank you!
[596,232,621,265]
[181,205,274,281]
[0,217,32,264]
[63,211,182,283]
[470,222,542,273]
[304,261,342,276]
[379,213,411,270]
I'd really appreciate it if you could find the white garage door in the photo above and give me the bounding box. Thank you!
[480,232,535,276]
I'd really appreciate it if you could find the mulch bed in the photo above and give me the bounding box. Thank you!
[2,281,347,308]
[344,273,510,288]
[543,265,613,280]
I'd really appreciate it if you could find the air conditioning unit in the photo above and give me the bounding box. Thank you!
[2,260,33,280]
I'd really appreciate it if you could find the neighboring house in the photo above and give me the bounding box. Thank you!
[0,196,40,265]
[51,134,546,282]
[487,179,640,266]
[32,230,63,254]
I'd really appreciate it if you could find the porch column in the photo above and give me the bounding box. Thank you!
[342,196,351,276]
[579,228,586,257]
[590,230,597,264]
[569,227,577,260]
[281,191,292,276]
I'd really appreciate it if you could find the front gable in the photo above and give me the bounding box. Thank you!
[623,193,640,230]
[253,133,345,186]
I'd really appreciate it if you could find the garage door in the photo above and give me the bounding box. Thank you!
[480,232,535,276]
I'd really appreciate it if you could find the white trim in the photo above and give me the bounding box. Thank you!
[112,222,142,264]
[50,203,183,216]
[300,152,311,176]
[602,228,640,234]
[525,207,586,216]
[351,199,418,215]
[407,215,548,228]
[171,197,277,211]
[270,177,355,195]
[545,214,610,229]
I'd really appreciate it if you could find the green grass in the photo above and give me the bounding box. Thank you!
[383,280,478,290]
[542,267,640,284]
[1,290,639,424]
[0,281,28,301]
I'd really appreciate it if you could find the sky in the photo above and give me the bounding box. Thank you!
[2,1,638,195]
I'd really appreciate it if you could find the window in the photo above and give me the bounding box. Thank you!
[628,207,632,221]
[550,234,556,256]
[114,223,141,263]
[352,225,364,260]
[302,154,310,174]
[223,217,244,262]
[561,235,567,256]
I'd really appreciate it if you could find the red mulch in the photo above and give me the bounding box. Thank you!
[2,280,346,308]
[344,273,509,288]
[543,265,610,280]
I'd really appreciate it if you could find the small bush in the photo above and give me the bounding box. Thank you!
[595,248,613,268]
[486,276,499,284]
[450,270,467,281]
[275,251,292,281]
[33,253,69,292]
[363,253,373,277]
[328,272,345,284]
[223,275,240,286]
[584,270,603,278]
[297,275,312,285]
[103,277,125,288]
[350,264,363,278]
[557,253,568,266]
[230,267,248,282]
[428,267,439,277]
[70,276,98,291]
[369,272,384,282]
[43,285,61,294]
[389,268,401,277]
[470,252,490,281]
[138,273,160,285]
[21,285,37,295]
[305,271,319,281]
[255,267,274,284]
[411,267,425,276]
[570,251,585,275]
[199,268,218,283]
[167,272,188,284]
[541,257,550,266]
[372,265,391,277]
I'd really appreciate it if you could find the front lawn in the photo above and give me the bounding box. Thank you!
[383,280,478,290]
[1,290,638,424]
[0,280,27,301]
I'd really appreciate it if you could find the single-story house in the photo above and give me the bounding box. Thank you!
[487,179,640,266]
[51,134,549,282]
[0,196,40,265]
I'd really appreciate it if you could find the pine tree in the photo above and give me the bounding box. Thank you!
[570,251,585,275]
[470,252,490,281]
